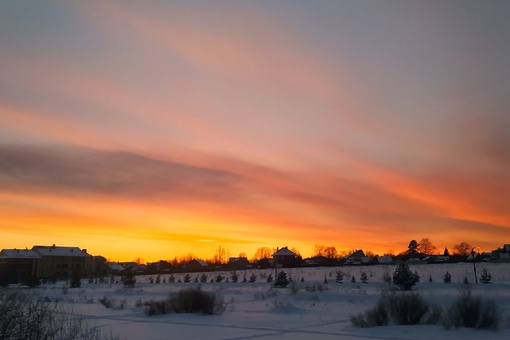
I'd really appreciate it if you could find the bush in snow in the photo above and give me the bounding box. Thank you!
[144,287,226,316]
[360,272,368,283]
[443,271,452,283]
[121,273,136,288]
[0,290,119,339]
[274,271,289,288]
[392,262,419,290]
[249,273,257,282]
[351,290,430,327]
[335,271,344,283]
[70,271,81,288]
[480,268,492,284]
[99,296,116,309]
[443,286,499,330]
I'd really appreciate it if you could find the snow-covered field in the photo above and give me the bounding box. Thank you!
[27,263,510,339]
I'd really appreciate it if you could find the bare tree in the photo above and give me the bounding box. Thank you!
[419,238,437,255]
[313,244,326,257]
[324,246,338,258]
[453,242,472,256]
[213,245,229,264]
[251,247,272,261]
[313,245,337,258]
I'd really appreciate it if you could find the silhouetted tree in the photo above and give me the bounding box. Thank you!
[453,242,472,256]
[274,271,289,288]
[213,245,229,265]
[70,271,81,288]
[252,247,272,261]
[443,271,452,283]
[407,240,419,255]
[392,262,419,290]
[419,238,437,254]
[313,245,338,258]
[480,268,492,284]
[122,273,136,288]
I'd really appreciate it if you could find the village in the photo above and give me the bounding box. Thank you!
[1,242,510,286]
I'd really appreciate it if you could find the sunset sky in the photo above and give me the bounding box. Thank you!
[1,1,509,262]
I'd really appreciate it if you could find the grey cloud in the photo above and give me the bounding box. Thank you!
[0,144,241,202]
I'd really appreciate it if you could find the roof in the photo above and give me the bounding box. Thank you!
[346,250,365,258]
[32,245,90,257]
[272,247,296,257]
[0,249,42,259]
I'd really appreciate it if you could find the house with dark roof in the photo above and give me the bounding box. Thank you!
[32,245,93,280]
[0,248,41,285]
[344,249,370,265]
[272,247,299,267]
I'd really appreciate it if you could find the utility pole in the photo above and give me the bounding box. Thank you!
[471,248,478,284]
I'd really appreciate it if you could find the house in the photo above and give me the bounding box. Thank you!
[228,257,250,269]
[423,255,450,264]
[305,255,339,267]
[185,259,209,271]
[376,255,394,265]
[107,262,125,274]
[0,248,41,285]
[272,247,298,267]
[32,245,93,280]
[344,249,370,265]
[491,244,510,262]
[118,262,147,275]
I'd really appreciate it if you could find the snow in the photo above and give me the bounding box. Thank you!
[22,263,510,339]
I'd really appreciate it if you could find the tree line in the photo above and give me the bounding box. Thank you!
[145,239,477,267]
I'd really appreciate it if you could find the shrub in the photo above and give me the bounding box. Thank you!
[480,268,492,284]
[443,271,451,283]
[444,287,499,330]
[385,291,429,325]
[351,290,429,327]
[99,296,116,309]
[274,271,289,288]
[145,287,226,316]
[215,274,224,282]
[200,273,208,283]
[231,273,239,283]
[360,272,368,283]
[183,274,191,283]
[335,271,343,283]
[70,271,81,288]
[121,274,136,288]
[392,263,419,290]
[351,276,356,283]
[249,273,257,283]
[266,274,273,283]
[0,290,119,339]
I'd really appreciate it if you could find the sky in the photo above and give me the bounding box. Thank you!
[1,1,510,262]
